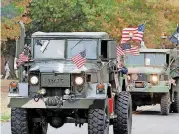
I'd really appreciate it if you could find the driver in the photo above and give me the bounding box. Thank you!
[114,56,128,92]
[117,57,128,75]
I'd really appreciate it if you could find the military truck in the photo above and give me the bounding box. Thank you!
[125,48,179,115]
[8,22,132,134]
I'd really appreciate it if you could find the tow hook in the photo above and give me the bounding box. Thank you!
[75,123,84,128]
[75,117,84,128]
[33,94,42,102]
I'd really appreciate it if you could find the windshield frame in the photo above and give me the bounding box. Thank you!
[31,37,99,60]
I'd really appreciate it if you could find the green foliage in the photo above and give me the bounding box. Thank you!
[0,114,11,122]
[27,0,120,33]
[1,0,31,41]
[26,0,179,48]
[1,3,24,21]
[119,0,157,26]
[29,0,84,32]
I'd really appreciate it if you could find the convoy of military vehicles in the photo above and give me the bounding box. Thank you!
[8,21,178,134]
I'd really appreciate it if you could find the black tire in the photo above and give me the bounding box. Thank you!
[11,108,48,134]
[160,93,170,115]
[173,91,179,113]
[88,109,109,134]
[113,91,132,134]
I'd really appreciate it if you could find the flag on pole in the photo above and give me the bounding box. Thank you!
[121,24,145,44]
[168,26,179,45]
[124,46,140,55]
[116,45,125,57]
[72,49,86,69]
[116,45,140,57]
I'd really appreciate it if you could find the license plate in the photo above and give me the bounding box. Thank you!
[41,74,70,87]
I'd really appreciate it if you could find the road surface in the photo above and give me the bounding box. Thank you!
[1,105,179,134]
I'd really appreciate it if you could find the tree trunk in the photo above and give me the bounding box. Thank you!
[5,39,17,79]
[8,55,16,79]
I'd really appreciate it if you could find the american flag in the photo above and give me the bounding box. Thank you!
[124,46,140,55]
[116,46,125,57]
[72,50,86,69]
[17,51,29,67]
[168,26,179,45]
[116,45,140,57]
[121,24,145,44]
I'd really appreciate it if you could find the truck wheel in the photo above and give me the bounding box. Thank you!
[88,109,109,134]
[173,91,179,113]
[160,93,170,115]
[11,108,48,134]
[113,91,132,134]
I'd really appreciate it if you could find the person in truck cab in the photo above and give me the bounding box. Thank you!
[117,58,128,75]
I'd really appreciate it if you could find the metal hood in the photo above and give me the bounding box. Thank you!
[29,61,100,73]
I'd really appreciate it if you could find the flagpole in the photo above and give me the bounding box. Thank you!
[177,23,179,49]
[140,22,146,48]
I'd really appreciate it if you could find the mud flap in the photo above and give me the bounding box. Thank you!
[108,96,114,116]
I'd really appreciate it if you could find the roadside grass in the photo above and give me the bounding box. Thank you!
[0,113,11,122]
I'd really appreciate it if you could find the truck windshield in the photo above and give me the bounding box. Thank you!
[145,53,166,66]
[67,39,98,59]
[33,39,65,59]
[125,53,166,66]
[125,54,145,66]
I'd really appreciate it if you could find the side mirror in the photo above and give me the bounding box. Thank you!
[170,48,178,58]
[107,40,117,59]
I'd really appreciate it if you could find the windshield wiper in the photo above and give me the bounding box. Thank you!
[71,39,84,50]
[40,40,50,53]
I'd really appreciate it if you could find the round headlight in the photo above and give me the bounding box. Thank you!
[151,75,158,82]
[131,74,138,81]
[30,76,38,85]
[75,77,84,85]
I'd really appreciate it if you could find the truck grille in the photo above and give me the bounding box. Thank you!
[45,87,66,97]
[41,73,71,87]
[137,74,148,81]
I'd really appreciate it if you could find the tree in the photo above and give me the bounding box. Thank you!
[1,0,31,79]
[27,0,120,34]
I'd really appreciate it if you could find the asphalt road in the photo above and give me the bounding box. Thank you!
[1,104,179,134]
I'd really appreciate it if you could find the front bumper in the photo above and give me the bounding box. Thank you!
[8,97,106,109]
[129,85,170,93]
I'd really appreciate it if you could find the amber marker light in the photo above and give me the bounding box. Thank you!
[97,83,105,92]
[10,82,18,88]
